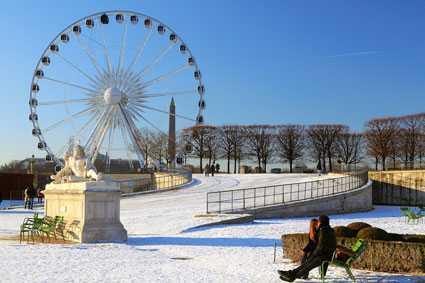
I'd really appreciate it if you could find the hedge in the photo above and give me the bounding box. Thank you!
[281,233,425,273]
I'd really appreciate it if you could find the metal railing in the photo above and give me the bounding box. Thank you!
[116,166,192,194]
[206,171,369,214]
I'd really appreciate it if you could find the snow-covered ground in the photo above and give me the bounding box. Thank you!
[0,174,424,282]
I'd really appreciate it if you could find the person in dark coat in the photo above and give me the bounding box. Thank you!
[299,218,319,279]
[317,162,322,176]
[27,185,37,210]
[278,215,336,282]
[210,163,216,177]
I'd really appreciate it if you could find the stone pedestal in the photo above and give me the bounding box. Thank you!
[43,181,127,243]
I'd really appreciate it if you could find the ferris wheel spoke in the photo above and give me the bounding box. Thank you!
[38,97,103,106]
[43,76,103,95]
[118,18,129,75]
[90,109,113,164]
[117,106,142,167]
[132,42,175,81]
[122,81,145,96]
[84,105,112,151]
[142,64,191,89]
[127,106,165,134]
[118,120,135,169]
[129,90,197,99]
[133,104,196,122]
[106,108,118,163]
[73,33,110,86]
[53,110,101,159]
[98,19,113,76]
[126,27,154,76]
[56,53,105,91]
[42,105,103,134]
[81,33,103,48]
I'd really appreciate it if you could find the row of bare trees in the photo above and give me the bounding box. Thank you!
[364,113,425,170]
[182,124,364,173]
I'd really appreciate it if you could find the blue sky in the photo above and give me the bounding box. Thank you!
[1,0,425,164]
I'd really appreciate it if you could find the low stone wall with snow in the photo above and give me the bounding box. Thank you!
[229,180,373,219]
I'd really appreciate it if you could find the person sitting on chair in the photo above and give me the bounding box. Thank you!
[277,215,336,282]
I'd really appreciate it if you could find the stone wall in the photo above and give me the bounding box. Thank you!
[228,180,373,219]
[368,170,425,206]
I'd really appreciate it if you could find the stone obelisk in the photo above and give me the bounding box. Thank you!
[168,97,176,165]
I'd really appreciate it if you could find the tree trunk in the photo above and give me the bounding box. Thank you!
[289,160,293,173]
[227,153,231,174]
[382,156,386,171]
[328,154,333,173]
[375,156,378,171]
[258,154,262,173]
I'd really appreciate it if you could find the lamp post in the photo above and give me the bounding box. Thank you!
[30,154,35,174]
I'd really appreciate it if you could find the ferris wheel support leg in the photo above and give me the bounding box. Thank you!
[117,104,145,168]
[83,106,110,151]
[90,111,113,165]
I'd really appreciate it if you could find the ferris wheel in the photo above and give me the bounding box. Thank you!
[29,10,205,170]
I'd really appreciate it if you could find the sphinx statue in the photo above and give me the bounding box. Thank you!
[51,145,103,184]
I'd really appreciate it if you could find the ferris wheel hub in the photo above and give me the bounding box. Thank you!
[104,87,122,105]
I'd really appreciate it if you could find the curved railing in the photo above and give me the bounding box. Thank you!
[116,166,192,194]
[206,171,369,214]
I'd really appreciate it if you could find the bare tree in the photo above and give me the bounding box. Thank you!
[151,131,169,166]
[218,125,237,173]
[136,128,155,168]
[364,117,399,170]
[230,126,246,173]
[306,124,348,172]
[306,125,328,172]
[275,125,305,173]
[182,125,217,172]
[337,132,364,165]
[243,125,275,173]
[205,128,219,166]
[0,160,27,173]
[398,113,424,168]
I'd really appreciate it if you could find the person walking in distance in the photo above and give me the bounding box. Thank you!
[317,162,322,176]
[277,215,336,282]
[210,163,216,177]
[37,187,42,203]
[24,187,29,209]
[204,164,209,177]
[27,185,37,210]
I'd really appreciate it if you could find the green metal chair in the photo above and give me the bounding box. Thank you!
[19,214,45,244]
[37,216,63,243]
[319,239,368,282]
[54,219,68,241]
[406,210,422,224]
[399,207,409,222]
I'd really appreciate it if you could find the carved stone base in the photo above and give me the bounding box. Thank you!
[43,181,127,243]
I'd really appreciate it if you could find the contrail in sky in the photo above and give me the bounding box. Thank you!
[300,51,378,60]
